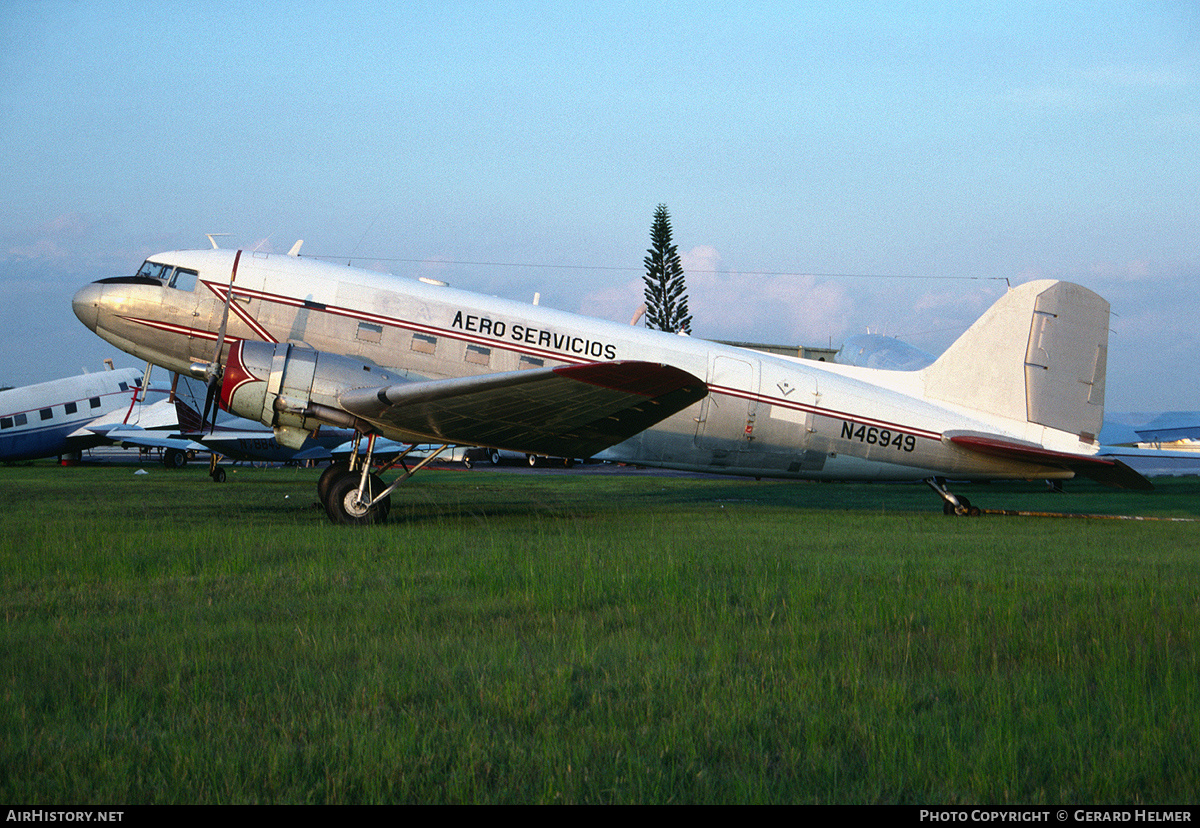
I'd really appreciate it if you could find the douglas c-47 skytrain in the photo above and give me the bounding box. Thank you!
[71,244,1150,523]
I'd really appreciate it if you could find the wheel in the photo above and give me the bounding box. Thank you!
[317,460,351,504]
[489,450,501,466]
[527,454,538,467]
[163,448,186,468]
[211,466,226,483]
[324,471,391,525]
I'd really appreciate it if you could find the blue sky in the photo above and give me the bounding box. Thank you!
[2,1,1198,411]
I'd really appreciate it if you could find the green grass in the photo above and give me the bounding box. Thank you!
[1,463,1198,804]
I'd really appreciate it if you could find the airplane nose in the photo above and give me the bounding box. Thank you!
[72,282,102,331]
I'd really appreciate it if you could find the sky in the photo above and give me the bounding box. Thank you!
[2,1,1198,411]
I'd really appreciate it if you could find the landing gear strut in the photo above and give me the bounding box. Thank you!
[926,477,981,517]
[318,434,450,525]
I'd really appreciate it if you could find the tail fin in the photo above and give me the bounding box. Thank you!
[174,396,205,433]
[922,280,1109,441]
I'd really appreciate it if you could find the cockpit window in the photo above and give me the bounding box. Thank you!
[136,261,171,282]
[168,268,198,292]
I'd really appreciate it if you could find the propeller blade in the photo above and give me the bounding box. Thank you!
[200,250,242,434]
[201,377,220,434]
[207,249,242,383]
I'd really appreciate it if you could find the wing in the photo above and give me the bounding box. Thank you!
[91,425,206,453]
[337,361,707,459]
[948,432,1154,491]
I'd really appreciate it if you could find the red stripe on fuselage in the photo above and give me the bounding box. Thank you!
[151,280,945,445]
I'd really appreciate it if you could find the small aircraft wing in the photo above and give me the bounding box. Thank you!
[92,425,206,453]
[947,432,1154,491]
[337,361,707,459]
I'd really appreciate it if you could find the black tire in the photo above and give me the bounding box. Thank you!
[211,466,227,483]
[324,471,391,525]
[164,448,186,469]
[527,454,538,467]
[489,450,501,466]
[317,461,351,504]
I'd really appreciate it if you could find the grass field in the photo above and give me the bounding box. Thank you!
[1,462,1198,804]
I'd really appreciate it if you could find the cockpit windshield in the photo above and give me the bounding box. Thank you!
[95,260,199,289]
[130,260,198,291]
[135,261,171,282]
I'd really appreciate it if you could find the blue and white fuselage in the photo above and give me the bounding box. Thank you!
[0,368,145,461]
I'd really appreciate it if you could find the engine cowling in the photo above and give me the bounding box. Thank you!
[219,340,402,448]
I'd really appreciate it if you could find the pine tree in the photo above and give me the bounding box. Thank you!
[642,204,692,334]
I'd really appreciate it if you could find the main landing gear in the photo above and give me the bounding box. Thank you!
[318,434,451,525]
[926,477,982,517]
[208,453,227,483]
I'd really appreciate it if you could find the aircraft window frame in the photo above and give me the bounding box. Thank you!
[1,417,11,429]
[65,401,78,415]
[14,413,27,426]
[356,322,383,344]
[40,408,53,421]
[168,268,199,292]
[89,397,101,409]
[465,344,491,366]
[411,333,437,355]
[135,261,171,282]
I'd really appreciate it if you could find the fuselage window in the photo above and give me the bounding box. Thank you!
[14,413,27,426]
[1,417,11,429]
[465,344,491,366]
[168,268,198,292]
[89,397,101,409]
[411,333,437,355]
[519,355,544,370]
[356,322,383,344]
[40,408,53,421]
[65,401,78,415]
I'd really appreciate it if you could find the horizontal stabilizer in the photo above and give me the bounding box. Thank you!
[949,433,1154,491]
[337,361,707,459]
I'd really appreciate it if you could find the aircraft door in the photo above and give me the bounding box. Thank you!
[695,355,759,453]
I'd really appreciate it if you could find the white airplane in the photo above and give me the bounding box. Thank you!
[71,246,1151,523]
[0,362,162,462]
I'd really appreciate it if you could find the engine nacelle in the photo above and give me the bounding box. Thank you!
[219,340,402,448]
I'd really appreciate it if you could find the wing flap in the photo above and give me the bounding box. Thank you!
[337,361,707,458]
[949,432,1154,491]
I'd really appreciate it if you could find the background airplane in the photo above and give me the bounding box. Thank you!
[834,332,937,371]
[0,362,173,462]
[98,373,359,479]
[72,246,1151,523]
